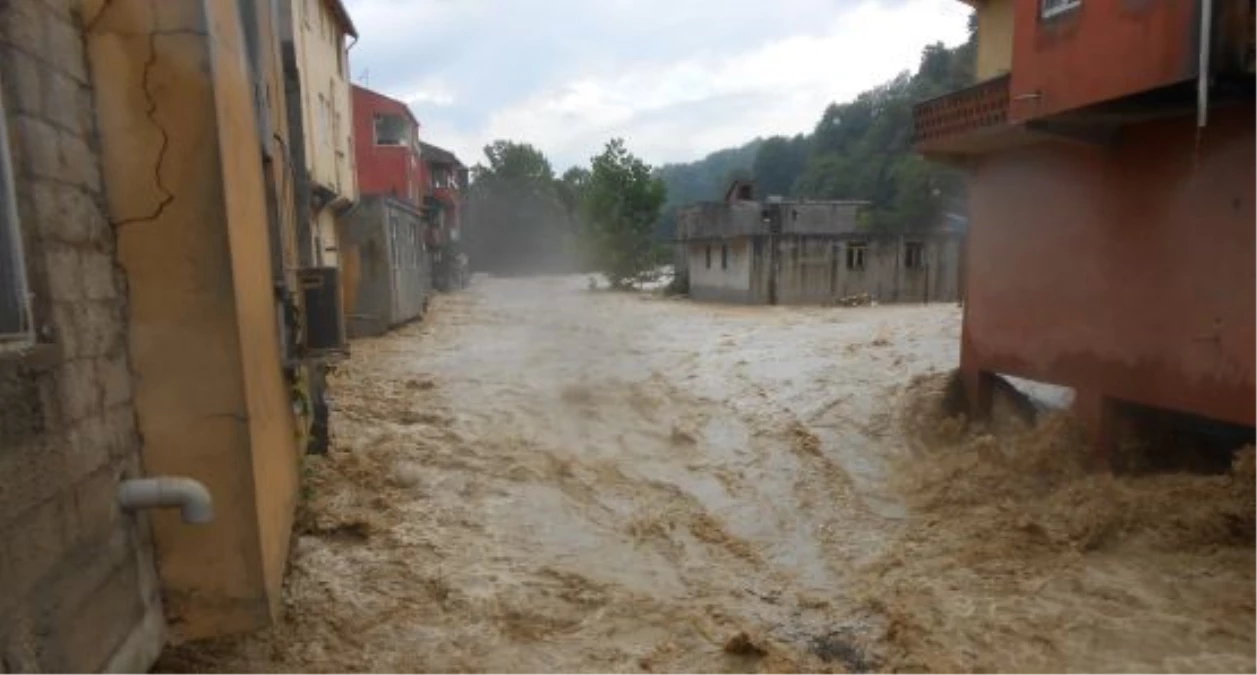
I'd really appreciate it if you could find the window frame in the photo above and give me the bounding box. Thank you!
[720,244,728,270]
[846,241,867,271]
[373,113,409,147]
[904,241,926,270]
[0,86,33,345]
[705,245,712,269]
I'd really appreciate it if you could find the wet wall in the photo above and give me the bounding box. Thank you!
[963,103,1255,426]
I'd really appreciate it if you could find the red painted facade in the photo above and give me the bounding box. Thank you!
[351,85,423,207]
[419,142,467,244]
[1009,0,1200,122]
[963,106,1254,428]
[917,0,1255,447]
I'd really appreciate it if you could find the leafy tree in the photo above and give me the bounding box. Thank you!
[465,140,568,274]
[480,140,555,184]
[583,139,667,289]
[751,134,810,199]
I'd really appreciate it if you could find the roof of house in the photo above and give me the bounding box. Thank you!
[352,84,420,127]
[325,0,358,38]
[419,142,465,168]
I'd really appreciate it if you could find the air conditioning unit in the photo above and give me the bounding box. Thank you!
[298,267,346,355]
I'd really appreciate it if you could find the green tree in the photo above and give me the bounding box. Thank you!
[465,140,568,274]
[656,12,977,235]
[584,139,667,289]
[751,134,810,198]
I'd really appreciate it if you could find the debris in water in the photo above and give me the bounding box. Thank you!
[810,629,873,672]
[670,424,697,445]
[723,631,767,657]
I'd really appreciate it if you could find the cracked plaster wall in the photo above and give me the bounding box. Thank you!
[84,0,300,641]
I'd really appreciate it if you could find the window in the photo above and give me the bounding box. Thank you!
[721,244,728,270]
[316,93,328,148]
[705,245,712,269]
[846,241,867,270]
[0,89,31,343]
[374,113,408,146]
[1041,0,1081,18]
[904,241,926,270]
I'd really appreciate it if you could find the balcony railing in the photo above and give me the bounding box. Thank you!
[913,74,1011,153]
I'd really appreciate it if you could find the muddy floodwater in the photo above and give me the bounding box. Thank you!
[165,276,1255,673]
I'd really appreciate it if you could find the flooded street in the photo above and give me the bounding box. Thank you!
[166,276,1255,673]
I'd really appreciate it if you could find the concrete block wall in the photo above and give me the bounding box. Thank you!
[0,0,162,671]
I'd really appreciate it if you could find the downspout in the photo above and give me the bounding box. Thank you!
[117,477,214,524]
[1198,0,1214,128]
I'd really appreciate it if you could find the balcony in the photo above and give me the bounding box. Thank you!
[913,74,1031,156]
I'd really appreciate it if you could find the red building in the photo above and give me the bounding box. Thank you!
[351,85,423,206]
[418,141,467,235]
[915,0,1254,452]
[418,142,469,289]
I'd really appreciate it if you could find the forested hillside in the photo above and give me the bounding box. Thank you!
[655,15,976,239]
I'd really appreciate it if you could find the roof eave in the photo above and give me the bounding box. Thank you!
[327,0,358,38]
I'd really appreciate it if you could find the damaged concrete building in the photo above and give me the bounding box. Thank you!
[678,181,963,305]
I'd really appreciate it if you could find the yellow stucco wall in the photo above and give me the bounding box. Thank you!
[975,0,1014,79]
[86,0,299,640]
[293,0,356,200]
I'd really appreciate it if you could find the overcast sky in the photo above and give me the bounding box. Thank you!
[342,0,970,171]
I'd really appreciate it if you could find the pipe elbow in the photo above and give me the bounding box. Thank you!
[117,477,214,524]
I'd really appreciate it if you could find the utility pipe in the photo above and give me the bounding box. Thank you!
[1198,0,1214,128]
[117,477,214,524]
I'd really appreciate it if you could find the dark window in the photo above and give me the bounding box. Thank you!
[705,245,712,269]
[846,242,867,270]
[0,87,31,343]
[374,113,408,145]
[721,244,729,270]
[904,241,926,270]
[830,243,840,291]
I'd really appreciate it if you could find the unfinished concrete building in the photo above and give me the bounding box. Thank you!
[677,183,963,305]
[338,195,432,337]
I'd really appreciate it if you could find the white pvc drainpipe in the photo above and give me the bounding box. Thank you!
[117,477,214,524]
[1198,0,1213,128]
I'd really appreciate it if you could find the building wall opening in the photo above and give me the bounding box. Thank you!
[373,113,409,146]
[0,87,31,343]
[904,241,925,270]
[846,242,867,270]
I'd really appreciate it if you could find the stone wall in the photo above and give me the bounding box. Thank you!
[0,0,162,671]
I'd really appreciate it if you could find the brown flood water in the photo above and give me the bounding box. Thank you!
[161,275,1255,673]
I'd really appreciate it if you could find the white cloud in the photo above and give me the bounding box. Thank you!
[344,0,970,170]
